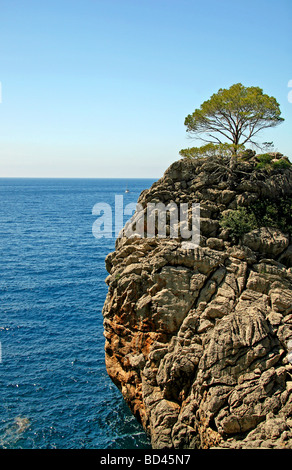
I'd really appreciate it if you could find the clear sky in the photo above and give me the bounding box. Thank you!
[0,0,291,178]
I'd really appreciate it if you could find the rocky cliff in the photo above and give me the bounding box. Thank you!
[102,153,292,449]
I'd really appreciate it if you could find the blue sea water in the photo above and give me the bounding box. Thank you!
[0,178,155,449]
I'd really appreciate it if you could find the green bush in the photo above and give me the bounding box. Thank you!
[272,159,291,169]
[179,143,245,159]
[248,196,292,237]
[220,195,292,240]
[255,153,291,170]
[220,197,292,241]
[220,207,257,239]
[255,153,273,169]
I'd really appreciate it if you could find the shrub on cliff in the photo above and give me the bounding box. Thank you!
[179,142,244,159]
[248,196,292,238]
[255,153,292,170]
[220,207,257,240]
[220,196,292,241]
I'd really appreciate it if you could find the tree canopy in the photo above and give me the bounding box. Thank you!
[184,83,284,153]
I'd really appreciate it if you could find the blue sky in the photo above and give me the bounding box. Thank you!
[0,0,291,177]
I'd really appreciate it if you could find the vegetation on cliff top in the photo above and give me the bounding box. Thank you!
[178,83,291,240]
[183,83,284,153]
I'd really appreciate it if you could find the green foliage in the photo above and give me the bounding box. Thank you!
[272,159,291,169]
[179,142,244,159]
[184,83,284,149]
[220,207,257,239]
[255,153,273,169]
[179,147,205,159]
[255,153,292,170]
[247,196,292,237]
[220,196,292,240]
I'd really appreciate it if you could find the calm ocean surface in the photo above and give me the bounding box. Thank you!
[0,178,155,449]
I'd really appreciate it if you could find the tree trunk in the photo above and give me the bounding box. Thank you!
[229,154,237,171]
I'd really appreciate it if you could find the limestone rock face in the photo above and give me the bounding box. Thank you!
[102,156,292,449]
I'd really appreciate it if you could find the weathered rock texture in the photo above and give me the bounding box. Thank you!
[102,155,292,449]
